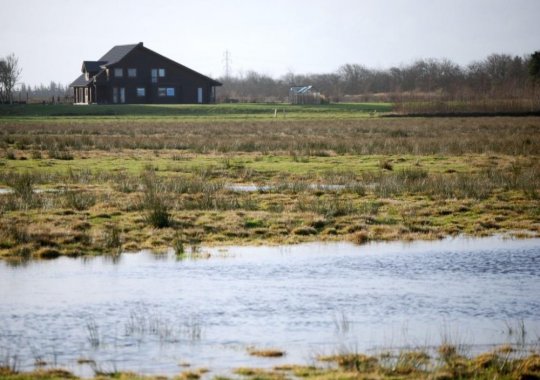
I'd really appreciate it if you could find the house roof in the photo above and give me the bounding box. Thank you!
[82,61,108,73]
[70,73,91,87]
[140,45,222,86]
[98,43,140,66]
[290,85,314,94]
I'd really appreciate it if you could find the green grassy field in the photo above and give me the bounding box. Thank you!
[0,104,539,260]
[0,103,392,121]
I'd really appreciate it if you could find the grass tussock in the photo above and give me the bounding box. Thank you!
[140,170,171,228]
[247,348,286,358]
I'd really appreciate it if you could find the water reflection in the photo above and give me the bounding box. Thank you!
[0,236,539,376]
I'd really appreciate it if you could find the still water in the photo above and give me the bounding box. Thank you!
[1,236,539,376]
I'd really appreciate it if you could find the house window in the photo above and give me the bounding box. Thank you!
[158,87,175,97]
[151,69,158,83]
[137,88,145,97]
[158,68,165,77]
[114,68,123,78]
[128,68,137,77]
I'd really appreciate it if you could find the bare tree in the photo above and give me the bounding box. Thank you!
[0,53,22,104]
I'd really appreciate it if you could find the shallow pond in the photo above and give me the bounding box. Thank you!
[1,236,539,377]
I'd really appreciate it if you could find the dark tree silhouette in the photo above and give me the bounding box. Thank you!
[529,51,540,81]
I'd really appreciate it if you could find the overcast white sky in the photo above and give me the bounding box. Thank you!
[1,0,539,86]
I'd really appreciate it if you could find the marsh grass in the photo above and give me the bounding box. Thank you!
[5,150,16,160]
[103,223,121,250]
[2,345,539,379]
[173,236,185,257]
[296,195,359,218]
[62,190,96,211]
[0,115,539,258]
[363,163,540,200]
[5,172,35,207]
[1,116,539,155]
[30,150,42,160]
[85,319,100,348]
[311,346,540,380]
[48,149,74,160]
[378,350,431,375]
[333,312,352,335]
[395,98,540,115]
[0,351,19,375]
[124,310,202,344]
[0,221,29,248]
[141,171,171,228]
[504,319,528,347]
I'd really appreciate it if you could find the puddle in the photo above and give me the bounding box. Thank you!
[0,188,59,194]
[225,183,347,192]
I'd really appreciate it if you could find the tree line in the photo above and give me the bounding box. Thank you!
[217,52,540,103]
[2,51,540,105]
[15,82,71,103]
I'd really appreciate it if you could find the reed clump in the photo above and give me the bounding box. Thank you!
[140,170,171,228]
[62,190,96,211]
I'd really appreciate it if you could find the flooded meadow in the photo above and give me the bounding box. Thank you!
[1,236,539,377]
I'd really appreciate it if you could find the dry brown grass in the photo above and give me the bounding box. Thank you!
[1,117,539,155]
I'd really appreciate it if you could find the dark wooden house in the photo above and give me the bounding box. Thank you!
[70,42,221,104]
